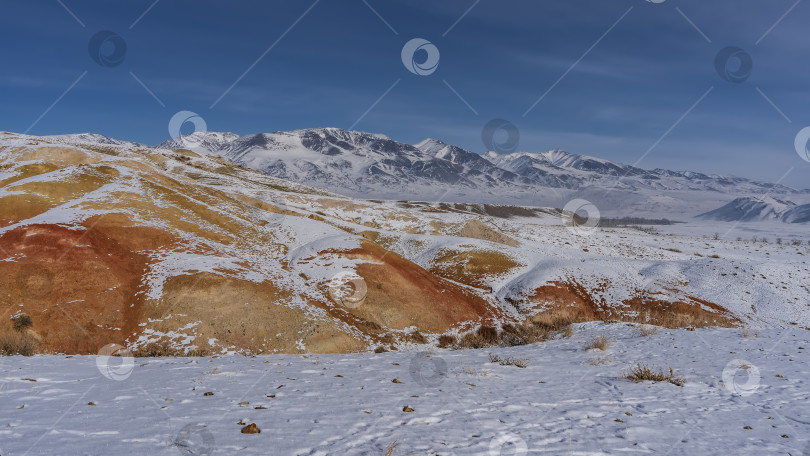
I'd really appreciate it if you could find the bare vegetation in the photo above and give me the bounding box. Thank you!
[12,314,33,331]
[584,334,611,351]
[637,325,659,337]
[132,340,211,357]
[623,363,686,386]
[448,308,576,350]
[0,332,39,356]
[489,353,530,368]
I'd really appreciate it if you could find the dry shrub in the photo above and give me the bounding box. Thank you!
[12,314,33,332]
[407,330,427,344]
[533,306,583,331]
[637,325,659,337]
[0,331,40,356]
[456,332,490,349]
[584,334,611,351]
[437,334,456,348]
[499,323,552,347]
[623,363,686,386]
[588,356,613,366]
[384,441,398,456]
[452,312,575,350]
[132,340,210,357]
[477,325,499,344]
[489,353,529,368]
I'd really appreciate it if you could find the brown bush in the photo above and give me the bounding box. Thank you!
[407,330,427,344]
[489,353,529,368]
[477,325,499,344]
[0,331,40,356]
[12,314,33,332]
[132,340,210,357]
[584,334,611,351]
[437,334,456,348]
[623,363,685,386]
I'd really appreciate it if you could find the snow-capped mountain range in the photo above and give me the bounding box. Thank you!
[46,128,810,220]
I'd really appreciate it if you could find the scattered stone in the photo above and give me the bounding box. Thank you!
[392,379,402,384]
[241,423,261,434]
[614,419,623,423]
[266,394,275,399]
[87,402,96,406]
[21,378,36,382]
[203,392,214,396]
[743,426,752,430]
[402,406,414,413]
[335,375,343,378]
[254,406,267,410]
[238,401,249,406]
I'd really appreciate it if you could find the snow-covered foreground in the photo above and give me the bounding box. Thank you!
[1,324,808,455]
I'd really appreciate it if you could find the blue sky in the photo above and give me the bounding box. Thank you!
[1,0,809,188]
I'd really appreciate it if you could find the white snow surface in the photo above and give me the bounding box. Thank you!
[1,324,808,455]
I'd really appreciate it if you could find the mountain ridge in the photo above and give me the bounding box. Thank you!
[41,128,810,219]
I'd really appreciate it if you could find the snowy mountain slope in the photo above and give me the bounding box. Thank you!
[2,131,808,360]
[157,128,808,218]
[698,196,810,224]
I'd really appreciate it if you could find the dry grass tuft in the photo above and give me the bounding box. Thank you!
[637,325,659,337]
[0,331,39,356]
[584,334,611,351]
[588,356,614,366]
[437,334,457,348]
[623,363,686,386]
[132,340,210,357]
[489,353,530,368]
[384,440,398,456]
